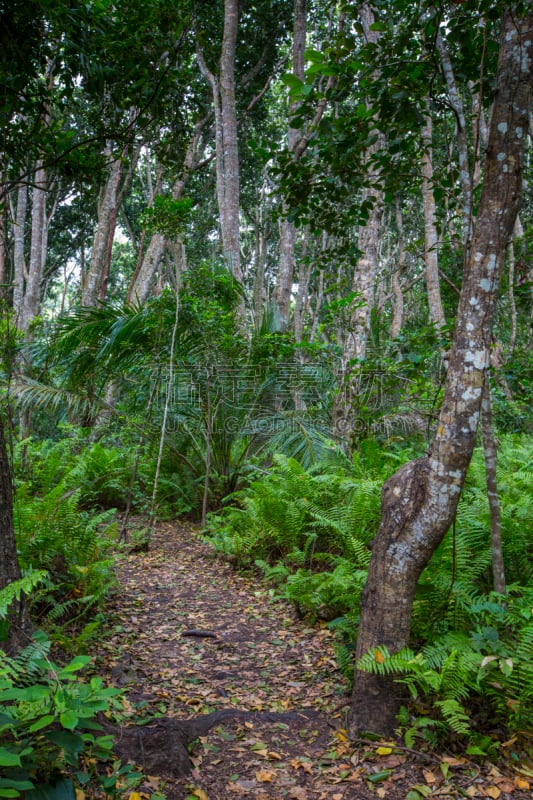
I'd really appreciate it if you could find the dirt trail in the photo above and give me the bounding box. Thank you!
[94,522,531,800]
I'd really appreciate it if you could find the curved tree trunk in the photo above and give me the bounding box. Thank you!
[348,7,533,737]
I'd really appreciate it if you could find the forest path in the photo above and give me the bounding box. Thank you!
[94,522,528,800]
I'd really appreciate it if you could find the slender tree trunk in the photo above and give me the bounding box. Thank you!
[436,24,473,246]
[12,184,28,315]
[128,117,208,303]
[421,102,446,329]
[19,162,47,332]
[0,412,32,654]
[274,0,307,326]
[332,3,385,448]
[82,150,123,306]
[348,8,532,737]
[197,1,242,283]
[391,197,405,338]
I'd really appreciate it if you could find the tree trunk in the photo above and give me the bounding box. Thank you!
[82,150,123,306]
[12,183,28,315]
[390,196,405,338]
[332,3,385,448]
[197,0,242,283]
[19,162,47,332]
[0,412,32,654]
[421,102,446,329]
[128,117,207,303]
[274,0,307,327]
[348,7,533,737]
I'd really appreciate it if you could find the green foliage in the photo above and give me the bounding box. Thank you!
[357,587,533,745]
[210,433,533,742]
[14,480,116,639]
[0,632,138,798]
[208,453,380,570]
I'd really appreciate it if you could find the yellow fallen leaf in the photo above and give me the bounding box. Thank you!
[514,776,531,790]
[256,769,276,782]
[423,770,437,784]
[374,649,385,663]
[484,787,501,799]
[376,747,393,755]
[267,751,283,760]
[465,787,478,797]
[191,790,208,800]
[128,794,143,800]
[75,791,85,800]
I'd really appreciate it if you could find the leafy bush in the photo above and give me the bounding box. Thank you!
[0,633,138,798]
[357,588,533,745]
[14,483,117,638]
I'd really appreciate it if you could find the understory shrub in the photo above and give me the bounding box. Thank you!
[0,635,138,798]
[14,482,117,642]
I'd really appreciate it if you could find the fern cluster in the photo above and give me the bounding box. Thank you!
[208,453,380,570]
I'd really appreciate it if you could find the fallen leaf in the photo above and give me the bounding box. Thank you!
[287,789,308,800]
[75,791,85,800]
[191,790,208,800]
[423,770,437,784]
[483,787,501,799]
[376,746,393,755]
[128,794,143,800]
[465,787,478,797]
[514,776,531,790]
[255,769,276,782]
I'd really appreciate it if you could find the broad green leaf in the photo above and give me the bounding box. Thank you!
[28,715,55,733]
[59,656,90,674]
[59,711,79,730]
[0,748,21,767]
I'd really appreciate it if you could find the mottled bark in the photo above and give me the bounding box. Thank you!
[348,8,533,736]
[12,183,27,314]
[0,412,32,654]
[391,197,405,338]
[82,152,123,306]
[18,163,48,332]
[421,103,446,329]
[197,0,242,282]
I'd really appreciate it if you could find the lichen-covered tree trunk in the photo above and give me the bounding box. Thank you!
[0,412,32,654]
[348,7,533,737]
[421,103,446,329]
[197,0,242,283]
[18,162,47,332]
[12,183,27,314]
[82,150,123,306]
